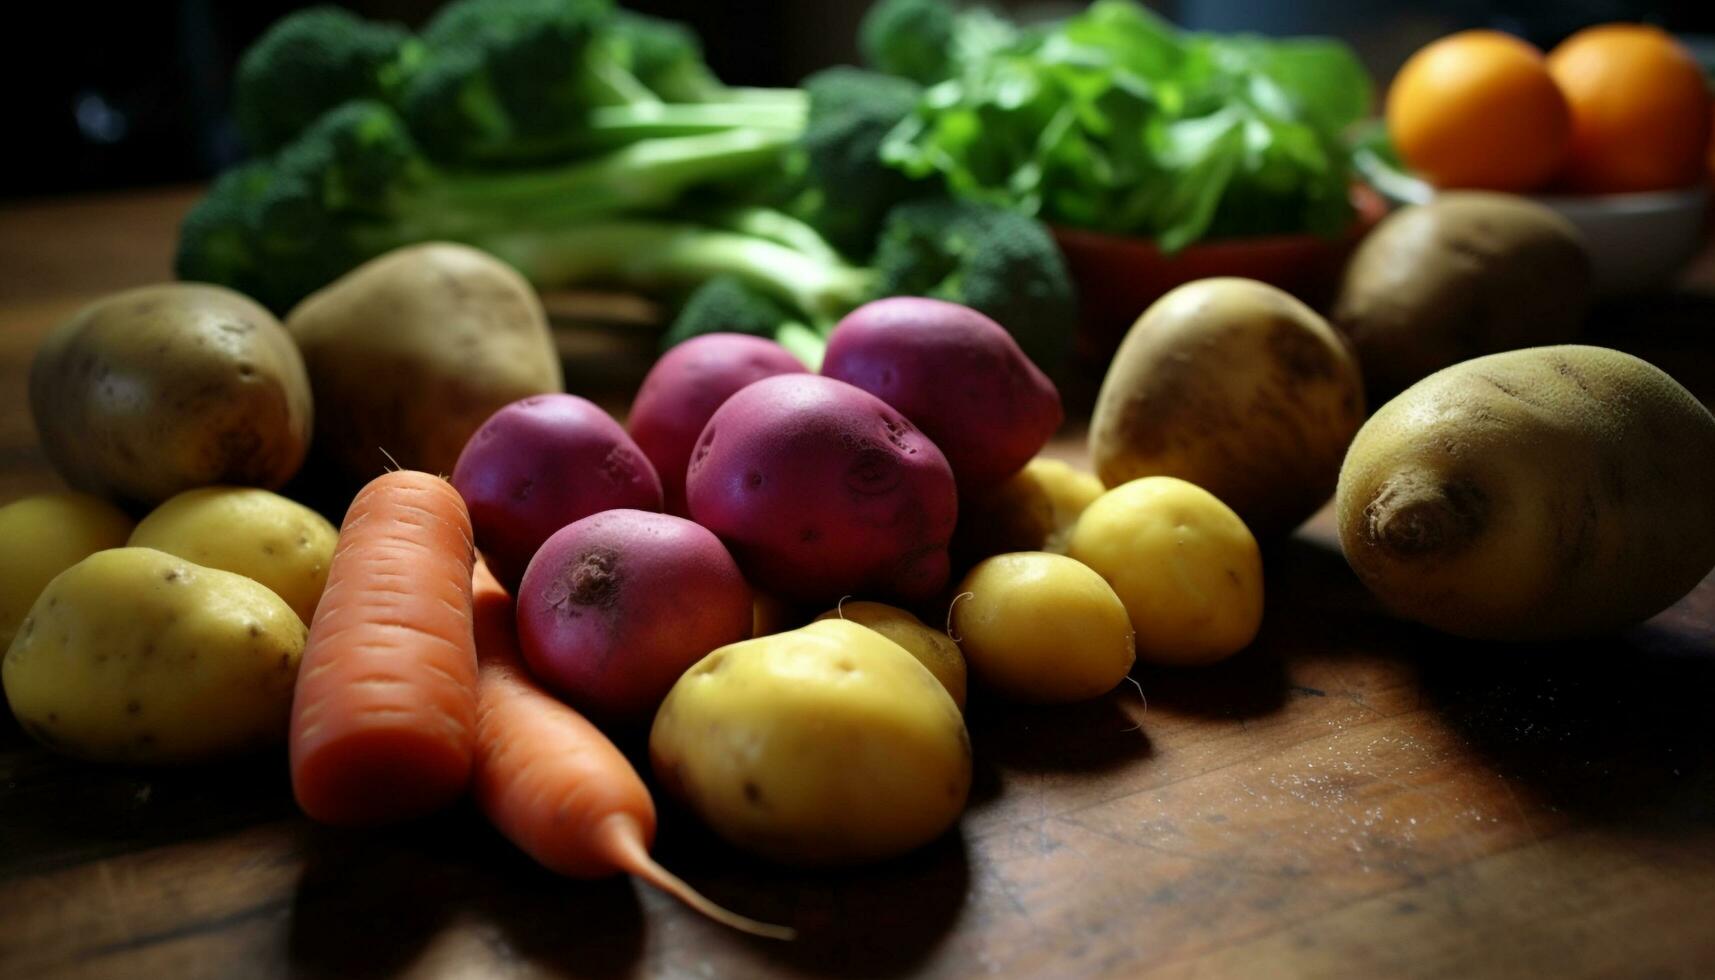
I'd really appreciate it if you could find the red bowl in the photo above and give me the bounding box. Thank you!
[1054,185,1388,370]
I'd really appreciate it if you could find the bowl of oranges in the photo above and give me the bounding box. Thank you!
[1361,23,1712,295]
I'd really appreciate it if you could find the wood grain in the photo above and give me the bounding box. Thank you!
[2,191,1714,980]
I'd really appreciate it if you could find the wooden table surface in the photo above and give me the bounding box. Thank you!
[3,188,1715,980]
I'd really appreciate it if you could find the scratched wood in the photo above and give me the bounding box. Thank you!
[2,190,1714,980]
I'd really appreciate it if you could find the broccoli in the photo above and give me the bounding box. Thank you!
[858,0,1020,86]
[789,68,926,258]
[177,101,802,311]
[870,198,1075,371]
[232,7,423,154]
[859,0,957,84]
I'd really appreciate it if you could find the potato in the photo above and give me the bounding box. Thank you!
[953,457,1104,565]
[950,553,1135,702]
[650,619,970,866]
[453,394,663,590]
[29,283,312,507]
[128,486,338,624]
[287,242,563,480]
[1089,277,1365,537]
[0,493,134,652]
[515,509,751,725]
[1332,192,1591,401]
[3,548,306,764]
[1067,477,1264,665]
[686,374,958,605]
[1337,345,1715,640]
[627,333,806,516]
[822,298,1064,488]
[814,601,966,708]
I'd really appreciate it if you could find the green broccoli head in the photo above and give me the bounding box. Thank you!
[871,198,1076,372]
[663,274,796,348]
[609,11,724,103]
[792,67,926,258]
[859,0,958,84]
[232,6,421,155]
[402,0,643,165]
[178,101,428,312]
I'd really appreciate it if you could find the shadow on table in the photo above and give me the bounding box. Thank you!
[647,800,972,979]
[285,803,646,980]
[1413,609,1715,837]
[0,748,296,878]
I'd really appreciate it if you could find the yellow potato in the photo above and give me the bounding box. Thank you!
[0,493,134,652]
[3,548,306,764]
[814,600,966,708]
[751,591,802,639]
[950,553,1135,702]
[130,486,338,623]
[650,619,970,866]
[1068,477,1264,665]
[954,457,1105,563]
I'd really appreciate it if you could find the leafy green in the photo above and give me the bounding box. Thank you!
[874,0,1372,250]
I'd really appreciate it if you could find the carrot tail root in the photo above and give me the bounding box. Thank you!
[596,814,796,941]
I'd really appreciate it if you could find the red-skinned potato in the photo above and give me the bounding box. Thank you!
[515,509,752,725]
[686,374,957,605]
[627,334,806,516]
[453,395,662,591]
[821,298,1063,489]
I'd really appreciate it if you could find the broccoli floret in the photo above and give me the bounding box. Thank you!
[870,198,1076,372]
[859,0,958,84]
[790,68,926,258]
[608,10,724,103]
[232,7,422,155]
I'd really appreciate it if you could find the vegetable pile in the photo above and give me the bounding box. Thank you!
[7,0,1715,951]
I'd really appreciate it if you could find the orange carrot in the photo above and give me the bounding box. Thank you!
[289,471,480,826]
[470,561,792,939]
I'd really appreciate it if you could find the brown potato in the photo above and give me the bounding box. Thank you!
[1337,345,1715,640]
[1089,278,1365,537]
[287,242,563,480]
[29,284,311,507]
[1332,192,1591,401]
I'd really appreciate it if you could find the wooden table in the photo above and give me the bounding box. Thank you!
[3,189,1715,980]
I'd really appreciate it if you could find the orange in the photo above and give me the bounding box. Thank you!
[1387,30,1572,192]
[1547,24,1713,194]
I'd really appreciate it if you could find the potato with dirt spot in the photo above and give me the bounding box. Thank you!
[3,547,306,764]
[650,619,970,867]
[1337,345,1715,640]
[287,242,563,481]
[129,486,338,624]
[1090,278,1365,537]
[1332,192,1591,402]
[29,284,312,507]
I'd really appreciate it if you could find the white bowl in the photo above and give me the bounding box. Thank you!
[1356,151,1711,296]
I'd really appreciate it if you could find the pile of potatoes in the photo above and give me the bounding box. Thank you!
[4,243,563,763]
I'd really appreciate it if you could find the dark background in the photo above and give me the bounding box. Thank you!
[2,0,1711,201]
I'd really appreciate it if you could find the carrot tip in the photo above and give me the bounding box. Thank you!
[598,814,796,941]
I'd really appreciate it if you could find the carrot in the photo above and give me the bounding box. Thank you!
[470,561,792,939]
[289,471,480,826]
